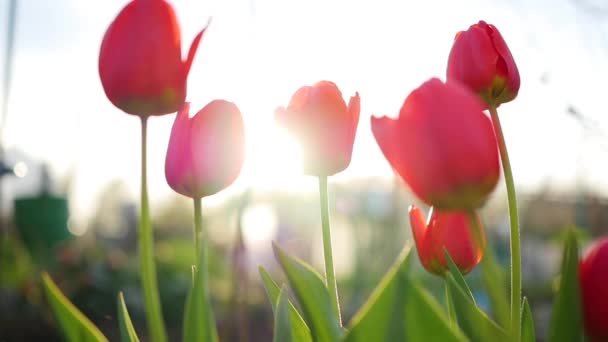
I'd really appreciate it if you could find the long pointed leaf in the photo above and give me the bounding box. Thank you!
[41,272,108,342]
[182,261,218,342]
[273,243,342,342]
[274,287,295,342]
[259,266,313,342]
[343,244,413,342]
[444,250,475,302]
[446,274,509,342]
[402,275,468,342]
[548,229,582,342]
[117,292,140,342]
[521,297,535,342]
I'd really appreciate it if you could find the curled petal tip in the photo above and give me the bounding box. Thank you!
[184,21,211,76]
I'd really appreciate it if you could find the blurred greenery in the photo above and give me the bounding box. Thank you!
[0,178,606,341]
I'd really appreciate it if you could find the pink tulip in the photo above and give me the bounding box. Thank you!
[165,101,245,198]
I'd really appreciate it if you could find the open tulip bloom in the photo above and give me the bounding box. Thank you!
[38,12,602,342]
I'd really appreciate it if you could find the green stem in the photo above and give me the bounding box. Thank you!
[445,281,456,325]
[489,105,521,341]
[193,197,203,265]
[139,117,167,342]
[318,176,341,325]
[193,197,208,288]
[193,197,211,307]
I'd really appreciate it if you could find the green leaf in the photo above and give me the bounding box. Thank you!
[444,250,475,302]
[343,245,413,342]
[117,292,140,342]
[521,297,535,342]
[548,229,583,342]
[446,274,509,342]
[41,272,109,342]
[259,266,281,311]
[259,266,313,342]
[273,287,295,342]
[182,261,218,342]
[402,276,468,342]
[480,243,510,328]
[273,243,342,342]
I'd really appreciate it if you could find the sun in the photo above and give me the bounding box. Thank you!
[231,100,307,193]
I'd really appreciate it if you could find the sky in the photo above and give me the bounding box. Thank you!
[1,0,608,229]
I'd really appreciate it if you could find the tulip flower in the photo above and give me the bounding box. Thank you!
[447,20,520,107]
[371,78,499,210]
[409,205,485,275]
[275,81,360,176]
[99,0,207,116]
[165,101,245,199]
[579,237,608,340]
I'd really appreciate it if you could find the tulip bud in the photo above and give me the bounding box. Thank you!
[275,81,360,177]
[371,78,499,210]
[99,0,207,116]
[165,101,245,198]
[447,20,520,107]
[579,237,608,340]
[409,205,485,276]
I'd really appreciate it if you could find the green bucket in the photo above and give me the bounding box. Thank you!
[14,193,71,255]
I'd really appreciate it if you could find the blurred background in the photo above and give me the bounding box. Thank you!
[0,0,607,340]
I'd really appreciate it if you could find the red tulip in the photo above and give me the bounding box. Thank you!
[99,0,207,116]
[275,81,360,176]
[447,20,520,107]
[409,205,485,275]
[165,101,245,198]
[371,78,499,210]
[579,237,608,340]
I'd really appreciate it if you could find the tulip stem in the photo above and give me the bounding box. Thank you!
[193,197,207,283]
[193,197,205,265]
[445,282,456,324]
[489,105,521,341]
[318,176,341,325]
[139,116,167,342]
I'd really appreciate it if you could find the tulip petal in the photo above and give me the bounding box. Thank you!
[184,18,211,76]
[190,100,245,197]
[165,103,194,196]
[485,23,520,98]
[348,92,361,138]
[370,115,400,174]
[408,206,430,270]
